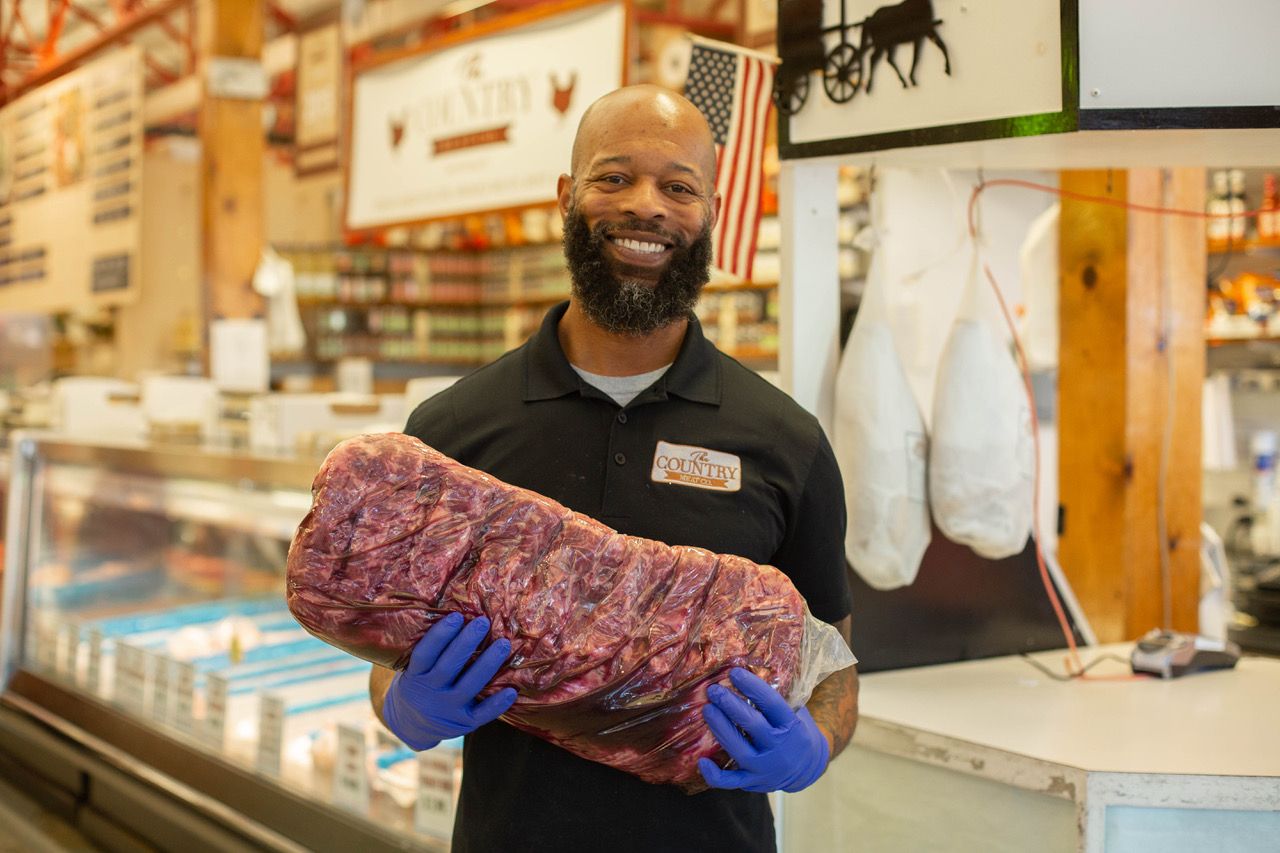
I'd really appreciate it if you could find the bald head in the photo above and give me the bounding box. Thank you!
[570,85,718,188]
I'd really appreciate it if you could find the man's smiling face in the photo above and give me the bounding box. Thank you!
[557,86,720,335]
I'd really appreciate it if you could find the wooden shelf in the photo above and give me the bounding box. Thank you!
[1208,238,1280,257]
[302,354,493,366]
[703,281,778,293]
[721,345,778,361]
[296,295,569,309]
[1207,335,1280,347]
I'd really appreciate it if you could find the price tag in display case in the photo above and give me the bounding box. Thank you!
[204,673,229,751]
[150,653,173,726]
[114,641,149,716]
[56,621,79,681]
[173,662,197,736]
[256,694,285,777]
[34,616,58,674]
[333,723,369,812]
[86,629,104,696]
[414,748,460,839]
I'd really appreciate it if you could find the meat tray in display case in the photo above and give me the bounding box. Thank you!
[0,434,459,851]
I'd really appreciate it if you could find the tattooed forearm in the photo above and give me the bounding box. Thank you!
[805,616,859,759]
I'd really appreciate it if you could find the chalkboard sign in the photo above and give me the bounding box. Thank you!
[91,252,130,292]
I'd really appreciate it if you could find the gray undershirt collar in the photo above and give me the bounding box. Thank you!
[571,363,672,408]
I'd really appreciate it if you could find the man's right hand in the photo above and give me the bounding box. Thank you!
[381,613,518,751]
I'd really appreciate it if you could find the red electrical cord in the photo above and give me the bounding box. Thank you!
[964,176,1255,681]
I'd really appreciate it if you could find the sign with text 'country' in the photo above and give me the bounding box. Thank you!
[346,0,625,229]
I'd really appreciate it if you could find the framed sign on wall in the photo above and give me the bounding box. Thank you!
[777,0,1280,162]
[777,0,1076,159]
[295,18,343,176]
[345,0,629,231]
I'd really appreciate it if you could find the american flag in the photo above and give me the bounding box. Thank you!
[684,39,775,282]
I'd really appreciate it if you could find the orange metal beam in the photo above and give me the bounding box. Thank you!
[39,0,72,64]
[68,2,110,30]
[10,0,190,98]
[12,4,38,48]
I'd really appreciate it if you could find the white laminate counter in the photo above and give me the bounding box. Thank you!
[782,644,1280,853]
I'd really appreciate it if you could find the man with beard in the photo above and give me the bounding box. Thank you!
[368,85,856,852]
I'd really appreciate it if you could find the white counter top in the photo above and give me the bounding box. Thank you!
[857,643,1280,778]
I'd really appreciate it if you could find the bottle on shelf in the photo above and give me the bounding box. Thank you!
[1207,170,1231,245]
[1259,173,1278,243]
[1228,168,1248,243]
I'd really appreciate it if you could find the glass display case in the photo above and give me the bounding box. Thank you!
[0,434,457,851]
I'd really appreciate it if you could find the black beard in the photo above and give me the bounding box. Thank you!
[562,205,712,335]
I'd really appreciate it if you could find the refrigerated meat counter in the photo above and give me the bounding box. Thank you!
[0,433,458,851]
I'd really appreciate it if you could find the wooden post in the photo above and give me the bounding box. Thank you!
[1058,169,1205,643]
[198,0,265,327]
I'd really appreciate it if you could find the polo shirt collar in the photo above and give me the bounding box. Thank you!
[523,300,722,406]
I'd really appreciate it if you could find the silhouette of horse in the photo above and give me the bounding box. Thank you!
[861,0,950,94]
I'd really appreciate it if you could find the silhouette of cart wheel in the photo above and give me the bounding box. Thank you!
[823,42,862,103]
[773,72,810,116]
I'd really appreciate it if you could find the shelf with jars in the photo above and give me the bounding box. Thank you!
[277,242,788,368]
[279,241,572,365]
[1205,168,1280,347]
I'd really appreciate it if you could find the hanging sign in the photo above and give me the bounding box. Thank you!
[346,0,627,229]
[778,0,1070,158]
[295,20,343,175]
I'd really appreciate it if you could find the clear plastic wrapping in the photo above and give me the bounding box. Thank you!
[287,433,856,791]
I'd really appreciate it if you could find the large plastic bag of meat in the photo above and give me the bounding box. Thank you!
[834,250,932,590]
[286,433,856,792]
[928,248,1033,560]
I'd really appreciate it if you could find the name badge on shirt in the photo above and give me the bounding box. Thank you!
[651,441,742,492]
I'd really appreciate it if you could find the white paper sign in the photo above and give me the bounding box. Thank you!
[333,723,369,812]
[173,662,197,735]
[86,629,104,695]
[256,694,286,777]
[150,653,173,726]
[56,621,79,680]
[414,749,460,838]
[34,616,58,673]
[114,642,148,716]
[210,318,269,393]
[204,673,230,751]
[347,1,625,228]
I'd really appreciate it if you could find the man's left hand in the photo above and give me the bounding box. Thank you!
[698,667,830,794]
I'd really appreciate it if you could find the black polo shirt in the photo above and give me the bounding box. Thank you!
[403,301,849,853]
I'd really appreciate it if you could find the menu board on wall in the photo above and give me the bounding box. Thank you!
[346,0,626,230]
[0,47,144,312]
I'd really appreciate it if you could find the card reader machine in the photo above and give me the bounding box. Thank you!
[1130,629,1242,679]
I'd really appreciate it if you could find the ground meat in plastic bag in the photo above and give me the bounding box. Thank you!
[286,433,854,791]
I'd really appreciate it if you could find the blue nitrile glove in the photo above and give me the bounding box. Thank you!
[381,613,518,751]
[698,667,830,793]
